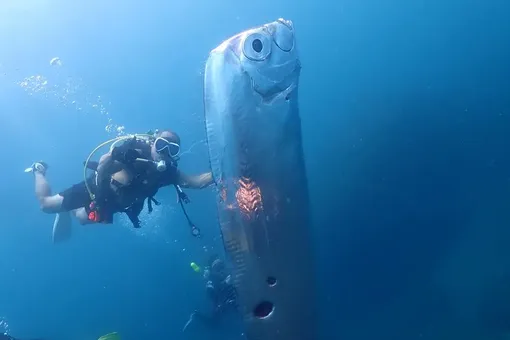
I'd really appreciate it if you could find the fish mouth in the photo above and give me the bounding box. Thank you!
[250,61,301,100]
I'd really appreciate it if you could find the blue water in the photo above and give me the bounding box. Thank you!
[1,0,509,339]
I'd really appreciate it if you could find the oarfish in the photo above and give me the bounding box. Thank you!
[204,18,317,340]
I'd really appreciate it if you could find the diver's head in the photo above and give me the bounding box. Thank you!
[208,254,220,267]
[151,130,181,164]
[210,257,226,279]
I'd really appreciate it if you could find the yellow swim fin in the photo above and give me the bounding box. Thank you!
[98,332,120,340]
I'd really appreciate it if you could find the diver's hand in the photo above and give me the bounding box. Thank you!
[124,149,139,163]
[110,146,124,162]
[111,147,139,164]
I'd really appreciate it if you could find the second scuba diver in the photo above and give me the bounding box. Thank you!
[183,255,238,332]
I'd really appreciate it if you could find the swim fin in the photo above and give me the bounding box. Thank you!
[182,311,197,332]
[52,212,72,243]
[98,332,120,340]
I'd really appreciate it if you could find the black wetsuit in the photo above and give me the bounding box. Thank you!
[209,277,237,312]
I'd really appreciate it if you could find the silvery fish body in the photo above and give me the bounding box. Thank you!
[204,18,317,340]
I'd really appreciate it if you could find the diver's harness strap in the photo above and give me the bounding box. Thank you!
[122,196,161,229]
[120,185,200,237]
[147,196,160,213]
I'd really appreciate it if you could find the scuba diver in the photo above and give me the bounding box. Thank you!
[26,129,214,241]
[183,255,238,331]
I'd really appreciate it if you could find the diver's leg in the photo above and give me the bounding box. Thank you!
[32,166,65,213]
[34,171,51,199]
[53,209,93,245]
[52,181,99,242]
[53,207,95,243]
[29,162,91,215]
[72,208,95,225]
[29,164,73,242]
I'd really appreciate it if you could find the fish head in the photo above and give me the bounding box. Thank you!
[213,18,300,99]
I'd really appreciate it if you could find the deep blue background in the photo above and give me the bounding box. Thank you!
[1,0,509,339]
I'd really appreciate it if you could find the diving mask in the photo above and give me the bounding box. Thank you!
[154,137,180,158]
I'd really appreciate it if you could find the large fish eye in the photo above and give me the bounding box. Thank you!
[272,19,294,52]
[242,32,271,61]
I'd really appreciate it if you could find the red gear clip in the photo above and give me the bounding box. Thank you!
[88,202,101,222]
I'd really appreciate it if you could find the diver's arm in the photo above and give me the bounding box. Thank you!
[176,170,214,189]
[96,142,143,184]
[96,152,124,184]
